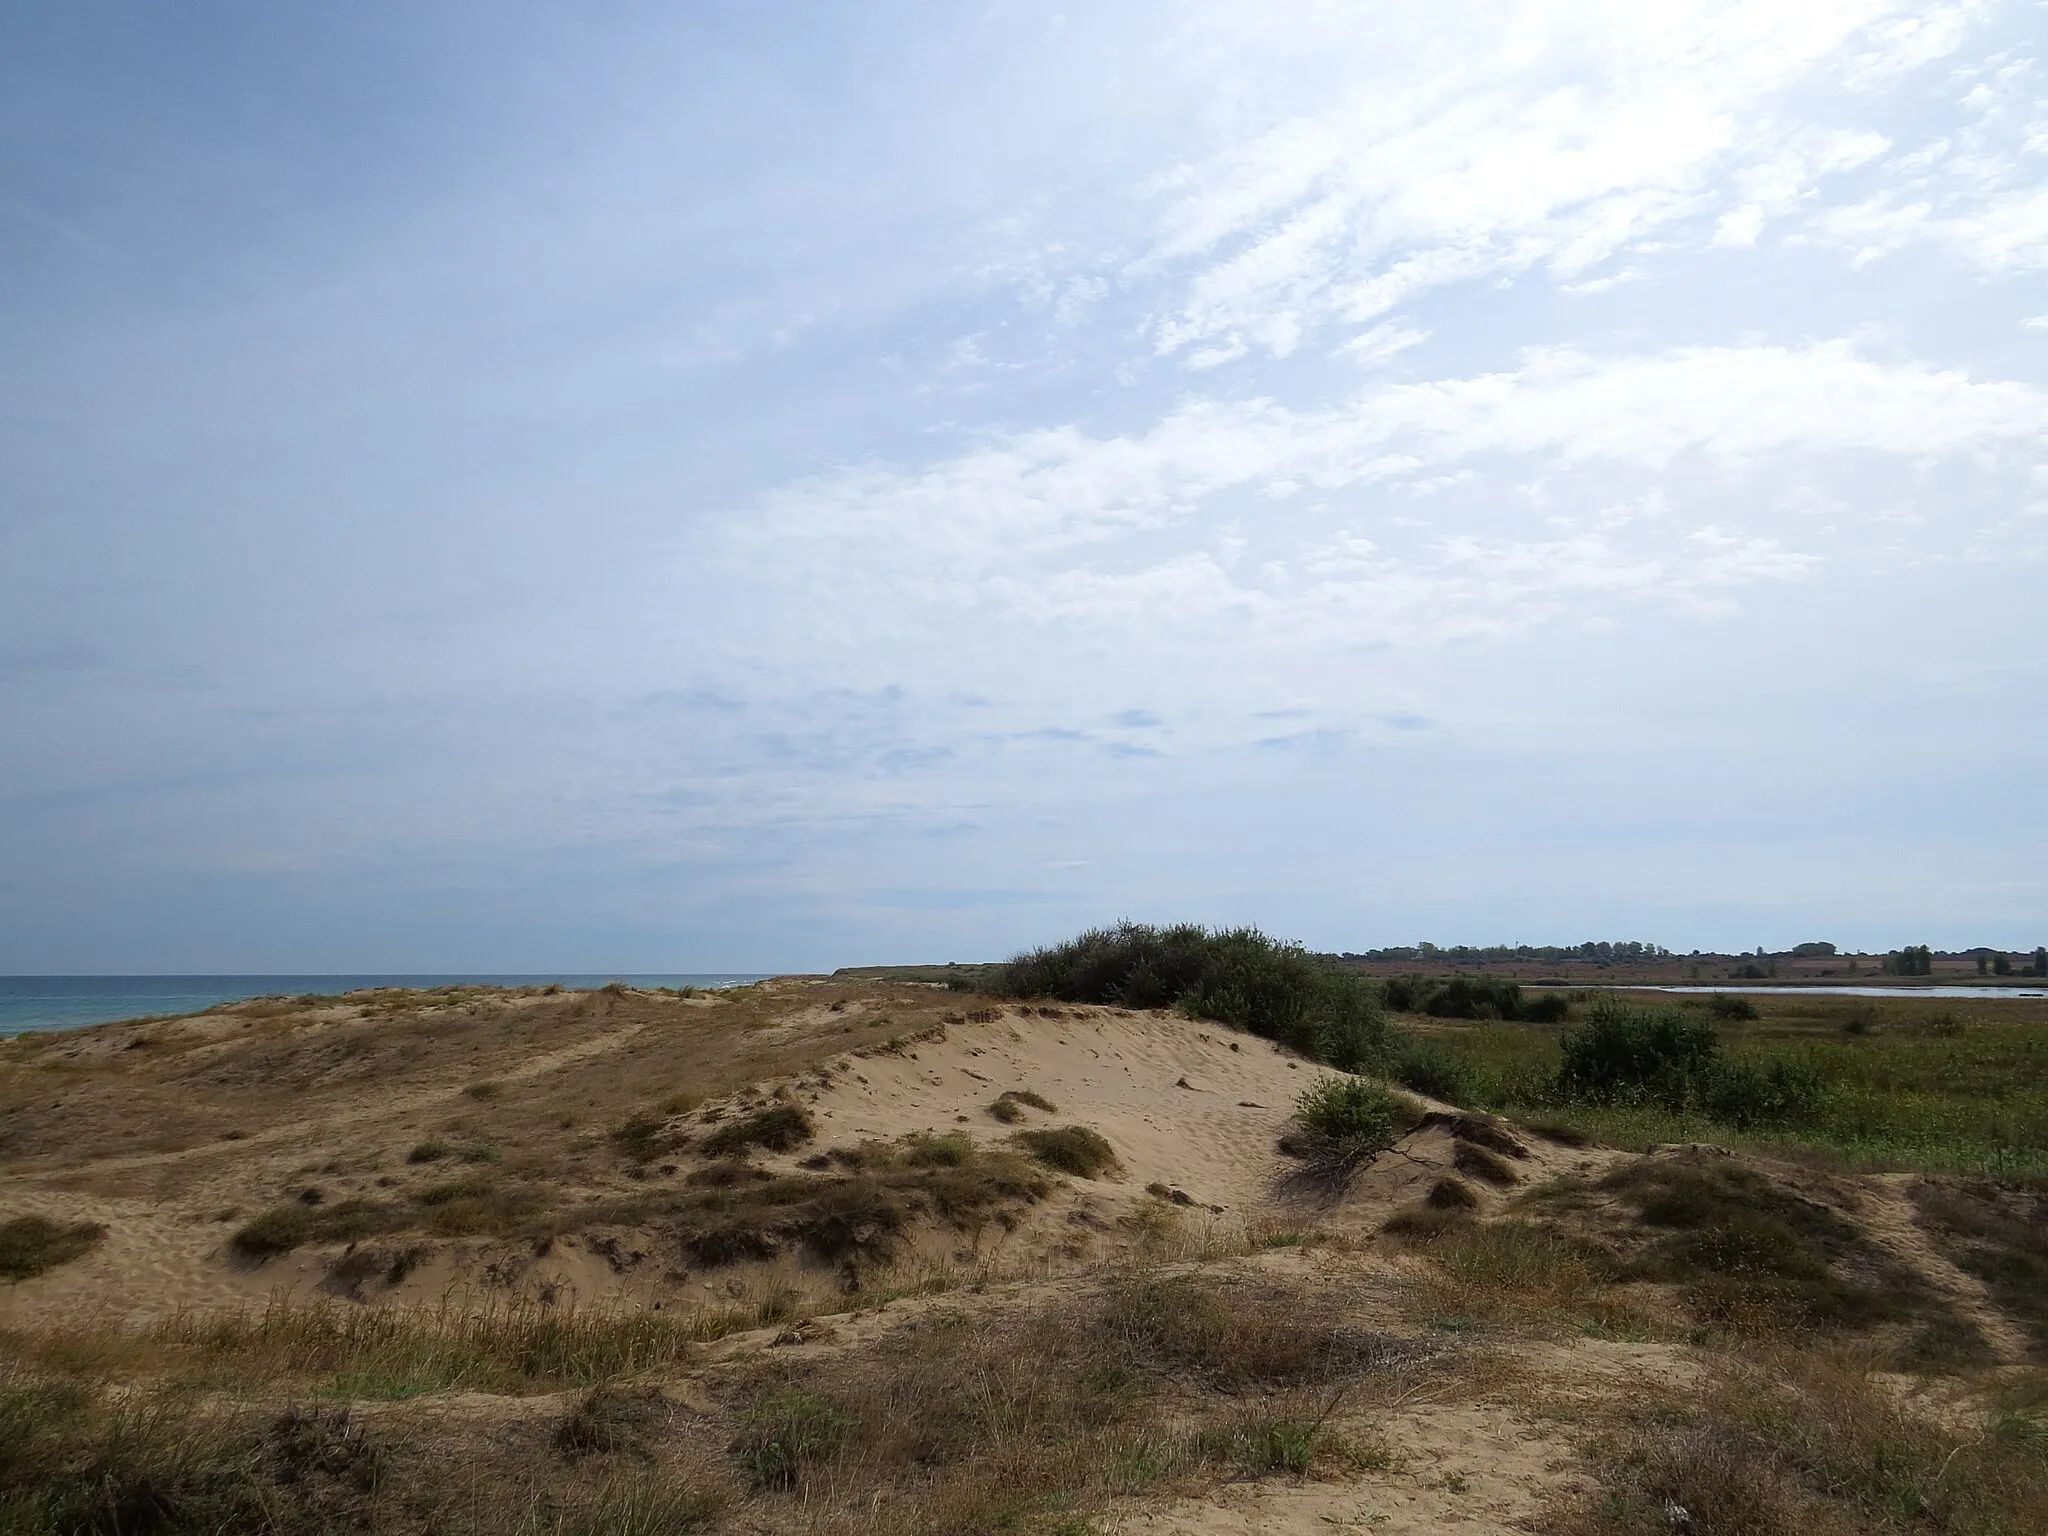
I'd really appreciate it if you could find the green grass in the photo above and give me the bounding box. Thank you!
[1406,993,2048,1175]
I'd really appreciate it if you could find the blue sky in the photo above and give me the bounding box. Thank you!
[3,1,2045,972]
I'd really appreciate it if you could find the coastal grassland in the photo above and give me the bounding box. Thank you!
[1405,991,2048,1176]
[0,1269,1441,1536]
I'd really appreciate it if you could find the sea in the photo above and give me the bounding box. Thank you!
[0,975,771,1035]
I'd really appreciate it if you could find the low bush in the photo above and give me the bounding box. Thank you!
[1391,1040,1476,1103]
[701,1102,814,1158]
[996,922,1396,1068]
[0,1216,106,1282]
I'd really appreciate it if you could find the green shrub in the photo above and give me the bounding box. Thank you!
[1392,1040,1476,1104]
[1288,1078,1419,1180]
[1556,1005,1719,1106]
[1710,995,1759,1021]
[997,923,1394,1067]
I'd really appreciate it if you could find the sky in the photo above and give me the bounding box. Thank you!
[3,1,2045,972]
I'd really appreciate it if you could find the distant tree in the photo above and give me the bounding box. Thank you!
[1993,953,2013,976]
[1884,946,1933,977]
[2034,947,2048,977]
[1792,941,1836,959]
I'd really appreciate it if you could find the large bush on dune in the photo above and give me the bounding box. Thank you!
[997,922,1396,1069]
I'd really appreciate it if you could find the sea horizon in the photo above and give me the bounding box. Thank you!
[0,974,774,1035]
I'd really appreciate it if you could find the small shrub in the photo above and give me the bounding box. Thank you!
[1013,1126,1120,1178]
[406,1142,451,1164]
[232,1206,313,1258]
[1710,995,1759,1021]
[463,1081,501,1100]
[0,1216,106,1281]
[1428,1178,1480,1209]
[1288,1077,1420,1181]
[702,1102,815,1157]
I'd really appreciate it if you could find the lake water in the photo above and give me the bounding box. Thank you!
[0,975,771,1034]
[1614,984,2048,1000]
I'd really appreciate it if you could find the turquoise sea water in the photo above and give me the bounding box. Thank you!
[0,975,770,1034]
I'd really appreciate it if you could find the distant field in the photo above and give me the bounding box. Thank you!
[1414,990,2048,1177]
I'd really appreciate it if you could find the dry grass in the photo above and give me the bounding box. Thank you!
[1550,1352,2048,1536]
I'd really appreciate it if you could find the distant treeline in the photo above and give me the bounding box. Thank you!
[1340,941,1671,964]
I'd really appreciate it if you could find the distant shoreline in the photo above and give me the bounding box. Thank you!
[0,974,770,1035]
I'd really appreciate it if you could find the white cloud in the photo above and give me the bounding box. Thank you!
[698,342,2045,698]
[1132,1,1978,362]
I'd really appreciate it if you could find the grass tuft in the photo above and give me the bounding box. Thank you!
[0,1217,106,1282]
[1012,1125,1120,1178]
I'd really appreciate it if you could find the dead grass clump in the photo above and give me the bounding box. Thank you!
[412,1177,547,1238]
[1013,1125,1120,1178]
[555,1385,665,1460]
[0,1216,106,1281]
[1411,1221,1613,1322]
[986,1088,1058,1123]
[1429,1177,1481,1210]
[1453,1141,1519,1186]
[701,1101,815,1157]
[406,1141,451,1164]
[610,1113,681,1164]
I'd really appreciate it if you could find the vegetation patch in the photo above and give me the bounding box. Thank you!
[1384,973,1570,1023]
[1282,1077,1424,1183]
[996,921,1396,1069]
[1012,1124,1120,1177]
[593,1136,1053,1277]
[231,1201,408,1259]
[700,1101,814,1158]
[985,1087,1057,1124]
[0,1216,106,1282]
[1582,1155,1966,1343]
[1911,1176,2048,1356]
[1551,1355,2048,1536]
